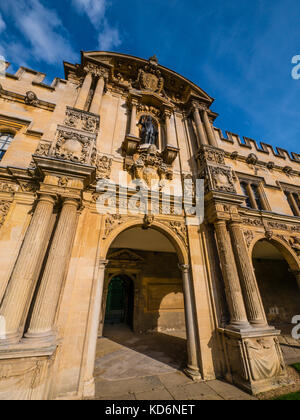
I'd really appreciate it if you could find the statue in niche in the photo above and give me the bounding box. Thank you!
[138,115,158,145]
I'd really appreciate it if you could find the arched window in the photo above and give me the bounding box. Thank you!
[0,132,14,161]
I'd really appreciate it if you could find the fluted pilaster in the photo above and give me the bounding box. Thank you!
[202,108,218,147]
[228,221,267,327]
[89,76,105,115]
[192,106,208,146]
[75,72,93,110]
[25,198,79,340]
[214,221,250,330]
[0,194,55,344]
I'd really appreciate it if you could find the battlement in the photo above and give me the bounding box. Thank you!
[4,63,68,91]
[214,127,300,165]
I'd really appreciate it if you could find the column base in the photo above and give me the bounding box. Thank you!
[0,332,22,346]
[23,330,57,345]
[184,366,202,382]
[220,327,289,395]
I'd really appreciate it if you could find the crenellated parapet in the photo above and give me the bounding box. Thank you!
[214,127,300,166]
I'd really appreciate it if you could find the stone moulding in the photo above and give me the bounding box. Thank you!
[0,84,55,112]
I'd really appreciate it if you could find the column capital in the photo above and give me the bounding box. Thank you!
[84,63,108,79]
[37,193,57,205]
[178,263,190,273]
[62,197,80,208]
[99,259,109,269]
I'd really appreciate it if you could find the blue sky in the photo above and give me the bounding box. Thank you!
[0,0,300,154]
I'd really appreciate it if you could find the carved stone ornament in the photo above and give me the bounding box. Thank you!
[242,217,264,227]
[58,177,69,187]
[104,214,124,238]
[84,63,109,79]
[210,167,236,193]
[0,200,11,228]
[265,230,273,241]
[125,144,173,188]
[91,152,112,180]
[244,230,254,248]
[25,91,39,106]
[246,153,258,165]
[142,214,155,230]
[289,236,300,253]
[162,220,188,248]
[34,142,51,157]
[197,145,225,168]
[283,166,293,176]
[64,107,100,134]
[0,182,18,193]
[53,129,94,164]
[136,56,164,94]
[244,338,285,382]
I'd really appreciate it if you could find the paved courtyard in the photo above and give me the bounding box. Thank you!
[92,325,257,400]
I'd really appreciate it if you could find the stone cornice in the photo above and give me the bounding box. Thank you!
[0,85,56,112]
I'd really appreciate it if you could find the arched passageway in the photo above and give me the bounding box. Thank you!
[252,239,300,335]
[93,223,200,388]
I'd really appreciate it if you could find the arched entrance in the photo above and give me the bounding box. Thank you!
[251,238,300,335]
[105,275,134,328]
[93,220,201,388]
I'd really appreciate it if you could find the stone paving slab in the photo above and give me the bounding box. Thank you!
[95,376,165,397]
[205,380,257,400]
[135,388,174,400]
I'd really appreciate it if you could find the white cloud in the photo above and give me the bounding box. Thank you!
[72,0,122,51]
[98,20,121,51]
[0,0,77,65]
[0,13,6,33]
[72,0,107,27]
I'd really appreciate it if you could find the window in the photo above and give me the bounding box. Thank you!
[0,132,14,161]
[240,180,265,210]
[284,190,300,216]
[240,181,252,208]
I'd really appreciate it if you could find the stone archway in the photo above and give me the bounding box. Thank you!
[251,237,300,339]
[91,219,202,387]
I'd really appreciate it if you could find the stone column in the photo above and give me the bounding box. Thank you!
[82,259,108,397]
[75,72,93,110]
[192,105,208,146]
[164,111,177,147]
[25,198,79,341]
[89,76,105,115]
[228,221,268,327]
[202,107,218,147]
[129,100,138,137]
[214,220,250,330]
[0,194,55,345]
[179,264,202,380]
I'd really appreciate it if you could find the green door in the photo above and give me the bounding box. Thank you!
[105,275,134,327]
[105,277,126,324]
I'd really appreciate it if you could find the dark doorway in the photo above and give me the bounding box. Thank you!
[105,275,134,329]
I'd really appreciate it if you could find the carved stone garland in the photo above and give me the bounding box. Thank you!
[0,200,11,228]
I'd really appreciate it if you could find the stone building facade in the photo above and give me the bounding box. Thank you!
[0,51,299,399]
